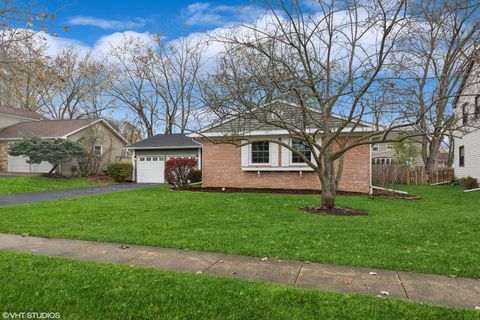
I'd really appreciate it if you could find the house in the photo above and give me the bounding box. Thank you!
[452,55,480,182]
[126,134,201,183]
[191,101,374,194]
[371,132,424,167]
[0,106,128,175]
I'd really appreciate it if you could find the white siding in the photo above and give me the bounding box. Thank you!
[453,62,480,180]
[453,132,480,180]
[281,137,291,166]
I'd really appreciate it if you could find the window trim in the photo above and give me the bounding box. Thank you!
[291,138,312,164]
[372,144,379,152]
[250,141,270,165]
[93,144,102,156]
[475,95,480,118]
[462,103,468,125]
[459,146,465,168]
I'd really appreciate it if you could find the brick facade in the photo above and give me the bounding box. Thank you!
[202,140,371,193]
[0,142,8,172]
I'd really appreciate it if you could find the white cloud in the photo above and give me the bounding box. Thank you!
[183,2,264,27]
[90,31,153,57]
[67,16,150,30]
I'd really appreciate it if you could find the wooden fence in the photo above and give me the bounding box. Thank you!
[372,165,454,185]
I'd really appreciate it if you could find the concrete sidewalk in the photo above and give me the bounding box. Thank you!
[0,233,478,310]
[0,183,158,207]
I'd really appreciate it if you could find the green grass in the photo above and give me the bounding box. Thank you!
[0,251,476,320]
[0,185,478,278]
[0,176,111,194]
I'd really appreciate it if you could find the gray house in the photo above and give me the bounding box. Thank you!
[126,134,202,183]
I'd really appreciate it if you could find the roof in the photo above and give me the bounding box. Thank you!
[452,53,479,109]
[194,100,374,137]
[0,119,98,139]
[0,106,45,120]
[126,134,202,149]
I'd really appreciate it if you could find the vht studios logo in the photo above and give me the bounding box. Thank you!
[2,312,60,319]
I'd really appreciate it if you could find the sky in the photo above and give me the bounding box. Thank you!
[39,0,265,54]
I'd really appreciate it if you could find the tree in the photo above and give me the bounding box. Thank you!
[152,34,205,134]
[39,48,110,120]
[107,35,160,137]
[395,0,480,170]
[393,138,419,167]
[8,137,85,174]
[203,0,409,210]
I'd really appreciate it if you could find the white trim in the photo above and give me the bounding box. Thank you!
[94,144,103,156]
[125,145,202,150]
[242,166,314,172]
[195,127,375,138]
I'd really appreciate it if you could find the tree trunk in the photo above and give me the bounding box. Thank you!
[319,155,337,210]
[424,137,442,171]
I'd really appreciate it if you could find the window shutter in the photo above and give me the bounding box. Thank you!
[281,138,290,166]
[269,142,278,166]
[241,142,249,167]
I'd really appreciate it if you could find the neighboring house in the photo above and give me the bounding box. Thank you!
[191,101,374,194]
[126,134,201,183]
[371,132,424,167]
[452,56,480,182]
[0,107,128,175]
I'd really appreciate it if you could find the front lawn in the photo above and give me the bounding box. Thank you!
[0,185,478,278]
[0,252,475,320]
[0,176,112,195]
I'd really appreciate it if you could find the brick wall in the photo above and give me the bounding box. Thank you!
[0,142,8,172]
[202,140,371,193]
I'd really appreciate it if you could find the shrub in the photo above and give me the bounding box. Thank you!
[457,177,478,190]
[165,158,197,189]
[188,169,202,183]
[107,162,133,182]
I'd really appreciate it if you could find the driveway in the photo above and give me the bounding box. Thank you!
[0,183,159,207]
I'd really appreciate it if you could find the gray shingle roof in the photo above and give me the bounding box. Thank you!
[0,119,98,139]
[200,101,371,135]
[0,106,45,120]
[127,134,202,149]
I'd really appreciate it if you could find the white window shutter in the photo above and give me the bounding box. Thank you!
[241,142,249,167]
[281,138,290,166]
[269,142,279,166]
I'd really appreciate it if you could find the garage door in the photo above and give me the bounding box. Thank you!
[136,156,165,183]
[8,155,53,173]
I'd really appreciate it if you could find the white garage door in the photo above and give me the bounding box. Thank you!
[136,155,165,183]
[8,155,53,173]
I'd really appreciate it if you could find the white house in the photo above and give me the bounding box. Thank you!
[453,56,480,183]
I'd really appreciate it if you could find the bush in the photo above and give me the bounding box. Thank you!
[107,162,133,182]
[457,177,478,190]
[188,169,202,183]
[165,158,197,189]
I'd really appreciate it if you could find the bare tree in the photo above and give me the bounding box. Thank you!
[395,0,480,170]
[38,47,108,119]
[106,35,160,137]
[202,0,411,210]
[152,34,205,134]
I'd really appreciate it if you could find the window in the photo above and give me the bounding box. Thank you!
[291,139,311,163]
[462,103,468,125]
[475,96,480,118]
[459,146,465,167]
[251,142,269,164]
[372,144,379,152]
[387,143,394,150]
[94,145,102,156]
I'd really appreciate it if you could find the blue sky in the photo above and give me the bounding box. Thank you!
[43,0,262,47]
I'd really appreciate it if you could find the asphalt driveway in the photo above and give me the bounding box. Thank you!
[0,183,159,207]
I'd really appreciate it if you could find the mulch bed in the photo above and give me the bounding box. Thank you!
[85,175,115,184]
[302,206,368,216]
[371,189,422,200]
[184,187,365,196]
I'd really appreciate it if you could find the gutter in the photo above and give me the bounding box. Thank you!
[371,185,409,195]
